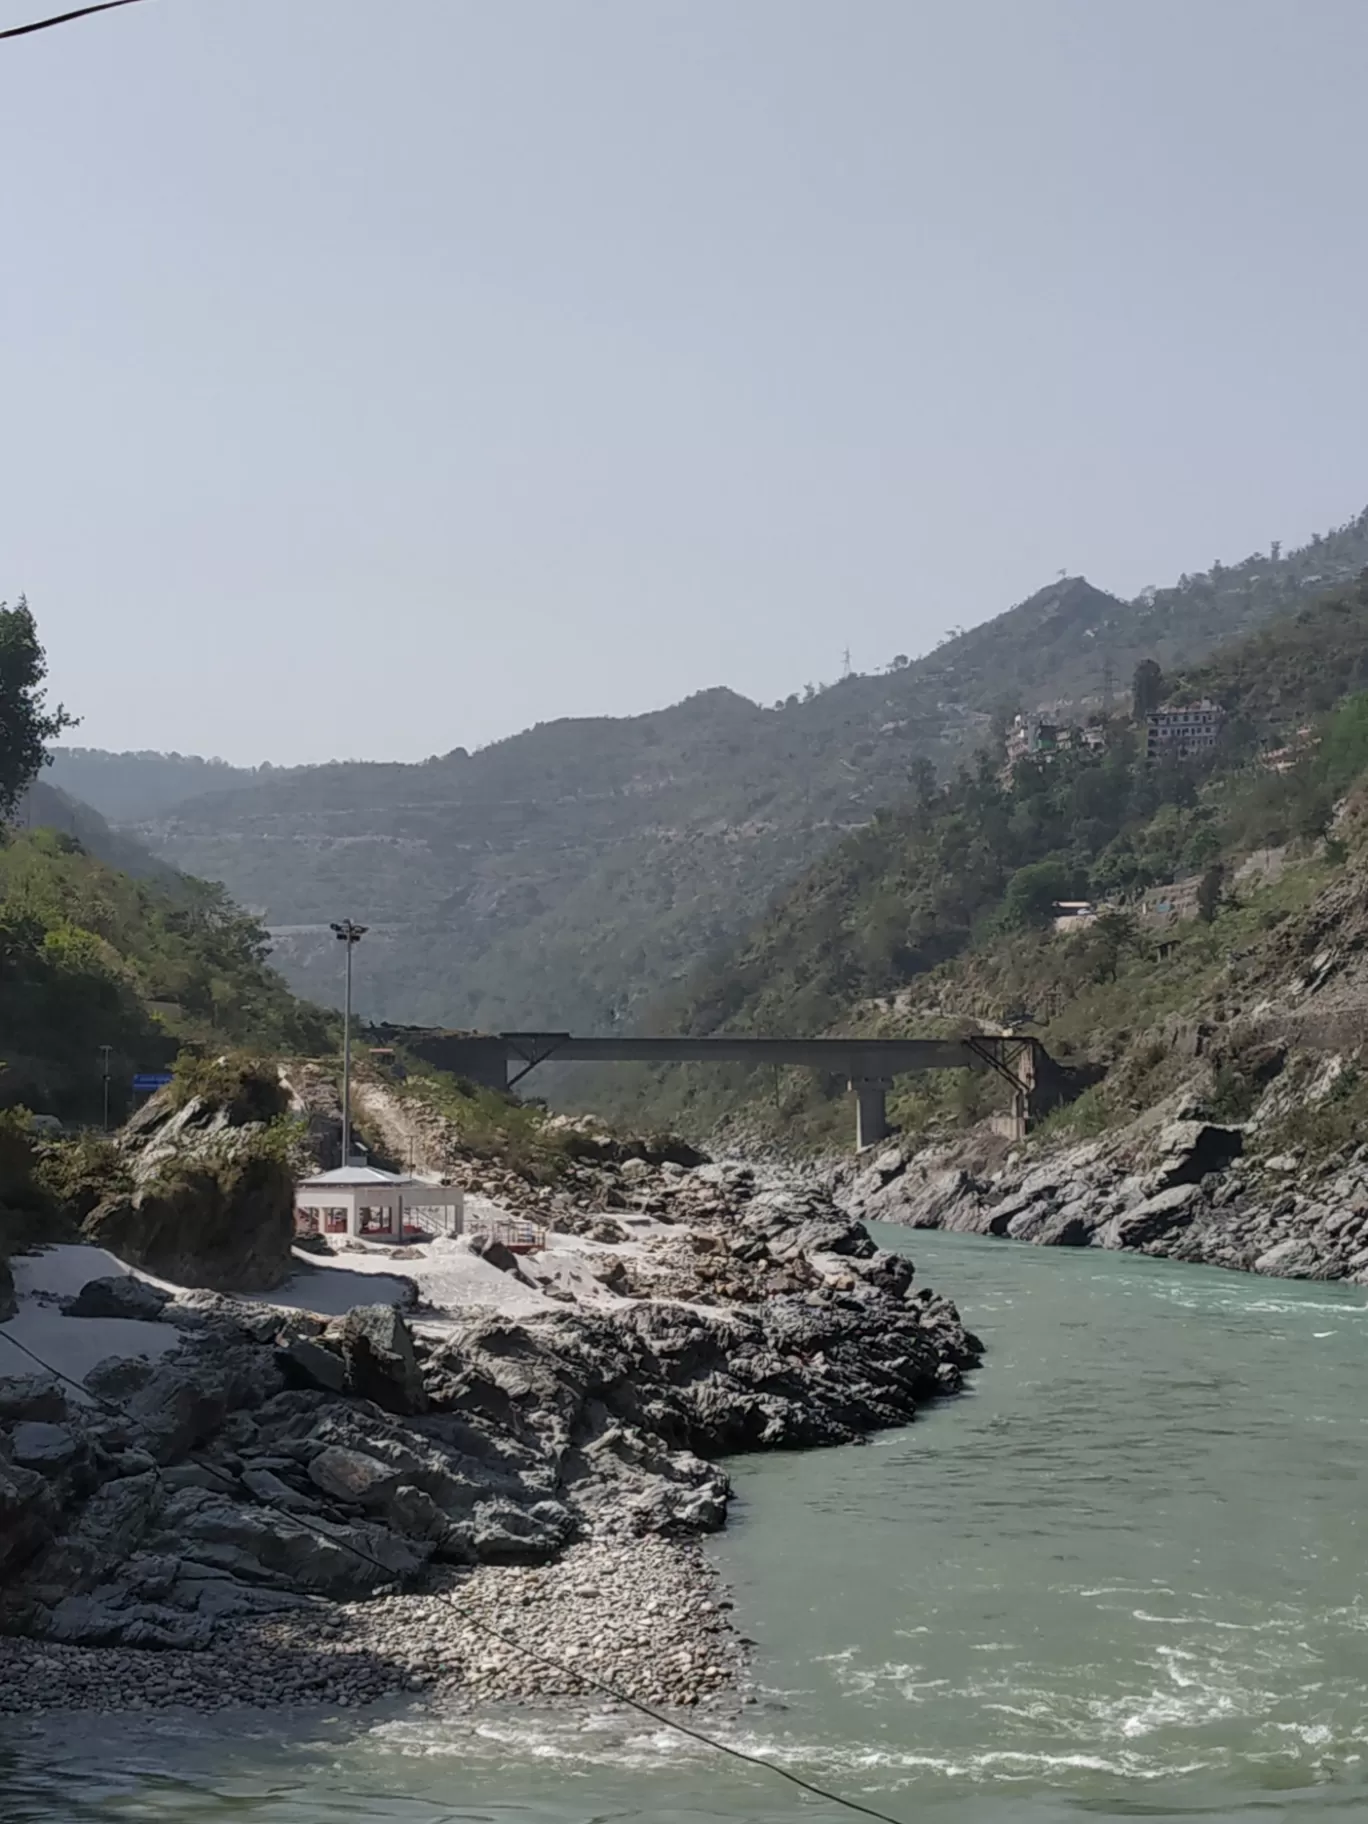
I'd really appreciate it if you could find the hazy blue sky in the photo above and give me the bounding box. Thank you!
[3,0,1366,765]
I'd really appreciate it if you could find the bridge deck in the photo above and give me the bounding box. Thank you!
[500,1032,975,1073]
[372,1025,1042,1150]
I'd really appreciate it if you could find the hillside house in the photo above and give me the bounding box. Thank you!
[1145,700,1225,761]
[1004,715,1106,774]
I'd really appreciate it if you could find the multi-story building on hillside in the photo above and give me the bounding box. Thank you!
[1145,700,1225,761]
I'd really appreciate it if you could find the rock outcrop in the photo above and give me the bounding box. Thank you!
[0,1182,979,1664]
[841,1089,1368,1282]
[82,1071,297,1292]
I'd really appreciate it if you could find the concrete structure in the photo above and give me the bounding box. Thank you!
[1145,700,1225,761]
[294,1165,464,1242]
[376,1027,1064,1149]
[1005,713,1060,767]
[1052,900,1098,932]
[1135,874,1203,926]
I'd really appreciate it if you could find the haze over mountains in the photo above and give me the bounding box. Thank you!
[48,509,1368,1032]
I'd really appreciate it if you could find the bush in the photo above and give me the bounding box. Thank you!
[1001,860,1079,931]
[33,1132,132,1222]
[167,1052,289,1126]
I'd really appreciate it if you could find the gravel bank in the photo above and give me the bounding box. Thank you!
[1,1159,979,1721]
[0,1537,738,1716]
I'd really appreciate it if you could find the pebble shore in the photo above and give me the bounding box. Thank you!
[2,1155,979,1723]
[0,1537,743,1716]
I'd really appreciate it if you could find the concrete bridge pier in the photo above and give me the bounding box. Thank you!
[851,1076,893,1151]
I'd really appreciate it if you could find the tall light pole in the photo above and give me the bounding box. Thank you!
[330,920,367,1167]
[99,1045,112,1133]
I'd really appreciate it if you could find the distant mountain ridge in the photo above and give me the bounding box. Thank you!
[48,749,262,821]
[49,507,1368,1031]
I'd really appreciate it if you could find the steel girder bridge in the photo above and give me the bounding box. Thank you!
[373,1028,1051,1150]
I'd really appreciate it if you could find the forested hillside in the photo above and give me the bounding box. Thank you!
[0,827,332,1122]
[0,599,331,1123]
[52,508,1368,1032]
[598,572,1368,1141]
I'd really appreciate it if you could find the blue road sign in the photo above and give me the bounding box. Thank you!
[132,1073,173,1093]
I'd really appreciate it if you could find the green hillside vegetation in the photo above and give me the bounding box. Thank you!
[603,572,1368,1144]
[0,827,333,1122]
[50,509,1368,1035]
[14,777,186,888]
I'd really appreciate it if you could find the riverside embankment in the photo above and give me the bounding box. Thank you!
[6,1224,1368,1824]
[842,1084,1368,1282]
[0,1159,979,1717]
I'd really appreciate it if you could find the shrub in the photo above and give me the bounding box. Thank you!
[167,1052,289,1126]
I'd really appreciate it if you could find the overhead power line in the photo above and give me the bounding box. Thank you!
[0,0,146,42]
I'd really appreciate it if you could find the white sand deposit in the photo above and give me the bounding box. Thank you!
[0,1244,180,1395]
[256,1225,663,1327]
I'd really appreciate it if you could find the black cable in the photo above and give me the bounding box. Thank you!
[0,1321,911,1824]
[0,0,145,41]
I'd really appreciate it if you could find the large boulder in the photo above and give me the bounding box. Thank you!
[64,1275,170,1321]
[6,1471,162,1615]
[335,1305,427,1415]
[1149,1121,1244,1190]
[83,1148,295,1292]
[122,1343,283,1465]
[1253,1236,1332,1279]
[1101,1183,1202,1250]
[151,1488,431,1596]
[307,1444,404,1508]
[0,1375,68,1424]
[0,1461,60,1578]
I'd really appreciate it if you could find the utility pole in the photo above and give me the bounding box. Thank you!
[99,1045,112,1132]
[330,920,367,1167]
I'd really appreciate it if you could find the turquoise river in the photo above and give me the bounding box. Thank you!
[5,1225,1368,1823]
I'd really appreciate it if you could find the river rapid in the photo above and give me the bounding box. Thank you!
[6,1226,1368,1823]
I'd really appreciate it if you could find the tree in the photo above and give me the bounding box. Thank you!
[908,755,938,806]
[0,598,75,822]
[1132,658,1164,719]
[1196,864,1224,924]
[990,697,1023,744]
[1001,859,1077,930]
[1085,909,1140,983]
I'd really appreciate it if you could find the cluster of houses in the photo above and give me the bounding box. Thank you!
[1004,700,1230,777]
[1003,714,1108,771]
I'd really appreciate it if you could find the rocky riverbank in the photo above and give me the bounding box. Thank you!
[0,1162,980,1717]
[840,1077,1368,1283]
